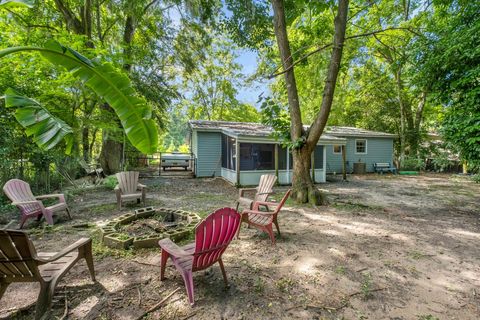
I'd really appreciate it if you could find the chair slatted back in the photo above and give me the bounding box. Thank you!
[255,174,277,203]
[116,171,139,195]
[3,179,41,215]
[0,230,40,280]
[193,208,240,271]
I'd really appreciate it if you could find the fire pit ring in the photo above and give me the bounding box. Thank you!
[100,207,201,249]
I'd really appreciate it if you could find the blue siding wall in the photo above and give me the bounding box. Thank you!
[326,137,393,173]
[194,131,222,177]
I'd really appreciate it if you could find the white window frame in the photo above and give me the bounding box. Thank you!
[333,145,342,154]
[355,139,367,154]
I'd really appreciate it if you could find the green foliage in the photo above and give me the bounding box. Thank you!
[0,0,33,8]
[180,35,259,123]
[419,1,480,165]
[3,88,74,154]
[472,174,480,184]
[260,96,291,145]
[401,157,426,171]
[0,41,159,154]
[360,272,373,299]
[103,175,118,190]
[431,154,453,172]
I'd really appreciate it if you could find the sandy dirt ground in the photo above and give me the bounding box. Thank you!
[0,173,479,320]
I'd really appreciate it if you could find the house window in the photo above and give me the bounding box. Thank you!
[355,139,367,154]
[333,145,342,154]
[221,134,236,170]
[239,143,275,170]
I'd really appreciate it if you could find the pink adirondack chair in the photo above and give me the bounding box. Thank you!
[3,179,72,228]
[115,171,146,209]
[239,189,291,245]
[236,174,277,210]
[159,207,241,305]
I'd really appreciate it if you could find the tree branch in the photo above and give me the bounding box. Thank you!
[306,0,349,147]
[5,9,59,31]
[268,27,417,79]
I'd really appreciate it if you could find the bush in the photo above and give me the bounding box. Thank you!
[103,175,118,190]
[431,154,453,172]
[472,174,480,184]
[401,157,426,171]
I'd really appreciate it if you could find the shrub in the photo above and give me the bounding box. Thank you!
[103,175,118,190]
[472,174,480,184]
[401,157,426,171]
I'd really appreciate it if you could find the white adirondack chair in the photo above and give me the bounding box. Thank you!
[115,171,146,209]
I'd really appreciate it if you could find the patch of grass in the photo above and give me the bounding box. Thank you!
[276,277,295,293]
[91,231,134,259]
[360,273,373,299]
[417,315,439,320]
[254,276,265,293]
[408,250,429,260]
[88,203,117,214]
[332,201,384,212]
[335,265,346,275]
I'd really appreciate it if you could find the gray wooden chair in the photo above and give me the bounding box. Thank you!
[115,171,147,209]
[236,174,277,210]
[0,229,95,319]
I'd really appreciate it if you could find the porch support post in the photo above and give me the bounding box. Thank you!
[311,148,315,182]
[342,144,347,181]
[274,144,279,181]
[323,145,327,182]
[235,139,240,186]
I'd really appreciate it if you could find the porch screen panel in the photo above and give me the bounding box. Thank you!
[221,134,236,170]
[278,146,293,170]
[314,146,324,169]
[239,143,275,170]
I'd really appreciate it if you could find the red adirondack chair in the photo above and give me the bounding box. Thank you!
[239,189,291,245]
[159,207,241,305]
[3,179,72,228]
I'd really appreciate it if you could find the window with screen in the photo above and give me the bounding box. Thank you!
[355,139,367,154]
[239,143,275,170]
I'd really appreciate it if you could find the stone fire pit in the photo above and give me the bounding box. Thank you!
[100,207,201,249]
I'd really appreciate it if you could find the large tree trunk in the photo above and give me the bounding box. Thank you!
[271,0,349,204]
[99,133,123,174]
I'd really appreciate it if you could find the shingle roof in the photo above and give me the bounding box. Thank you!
[188,120,395,140]
[325,126,397,138]
[188,120,345,142]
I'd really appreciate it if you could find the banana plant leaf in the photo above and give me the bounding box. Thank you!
[0,0,33,8]
[3,88,74,154]
[0,41,158,154]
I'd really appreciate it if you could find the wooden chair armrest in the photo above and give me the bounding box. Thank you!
[35,194,64,200]
[253,200,279,207]
[137,183,147,189]
[238,187,257,197]
[37,238,92,263]
[242,209,276,216]
[12,200,41,206]
[158,238,191,257]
